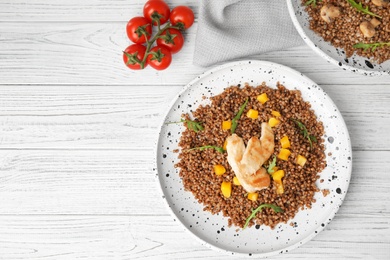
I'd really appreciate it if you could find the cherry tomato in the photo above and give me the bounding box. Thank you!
[126,17,152,44]
[170,6,194,29]
[147,46,172,70]
[156,28,184,54]
[143,0,170,25]
[123,44,148,70]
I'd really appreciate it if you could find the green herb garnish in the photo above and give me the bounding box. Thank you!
[346,0,382,18]
[291,119,317,149]
[183,119,204,133]
[305,0,321,7]
[243,204,283,229]
[187,145,225,154]
[353,42,390,52]
[167,119,204,133]
[267,156,277,174]
[231,98,249,134]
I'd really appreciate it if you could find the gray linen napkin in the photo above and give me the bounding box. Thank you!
[194,0,303,67]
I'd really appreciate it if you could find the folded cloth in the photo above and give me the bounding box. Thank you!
[193,0,304,67]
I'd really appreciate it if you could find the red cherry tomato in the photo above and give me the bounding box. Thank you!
[143,0,170,25]
[170,6,194,29]
[123,44,148,70]
[126,17,152,44]
[156,28,184,54]
[147,46,172,70]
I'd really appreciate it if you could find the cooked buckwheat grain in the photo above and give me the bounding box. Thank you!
[175,83,326,228]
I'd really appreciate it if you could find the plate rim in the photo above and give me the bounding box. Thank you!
[286,0,390,76]
[154,59,353,257]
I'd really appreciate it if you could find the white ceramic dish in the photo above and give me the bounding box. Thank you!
[287,0,390,76]
[155,60,352,257]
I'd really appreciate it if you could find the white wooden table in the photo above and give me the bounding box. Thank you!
[0,0,389,259]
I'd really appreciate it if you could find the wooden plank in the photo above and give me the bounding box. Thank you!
[0,85,177,149]
[0,150,388,215]
[0,22,389,86]
[0,215,388,259]
[0,0,199,22]
[0,149,165,215]
[0,85,389,150]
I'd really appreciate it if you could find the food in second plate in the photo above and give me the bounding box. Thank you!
[303,0,390,64]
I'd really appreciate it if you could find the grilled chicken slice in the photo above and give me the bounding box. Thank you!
[226,123,274,193]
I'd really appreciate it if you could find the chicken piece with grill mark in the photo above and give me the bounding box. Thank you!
[226,123,274,193]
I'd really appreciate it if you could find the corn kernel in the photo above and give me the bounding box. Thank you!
[278,148,291,161]
[246,109,259,119]
[268,117,280,127]
[273,173,285,194]
[280,136,290,149]
[247,192,258,201]
[271,110,281,117]
[257,93,269,104]
[272,170,285,182]
[275,182,284,194]
[296,155,307,167]
[214,164,226,175]
[223,139,228,150]
[222,120,232,130]
[221,181,232,198]
[233,176,241,185]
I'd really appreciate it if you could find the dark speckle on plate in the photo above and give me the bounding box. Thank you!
[365,60,374,69]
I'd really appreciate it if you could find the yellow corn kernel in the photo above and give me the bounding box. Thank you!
[223,139,228,150]
[246,109,259,119]
[278,148,291,161]
[247,192,258,201]
[272,170,285,182]
[233,176,241,186]
[268,117,280,127]
[271,110,281,117]
[280,136,290,149]
[275,181,284,194]
[214,164,226,176]
[296,155,307,167]
[221,181,232,198]
[257,93,269,104]
[273,174,285,195]
[222,120,232,130]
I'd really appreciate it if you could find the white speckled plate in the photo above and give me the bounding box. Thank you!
[287,0,390,76]
[154,60,352,257]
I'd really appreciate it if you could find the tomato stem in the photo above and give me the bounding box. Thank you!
[138,19,182,69]
[157,17,161,32]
